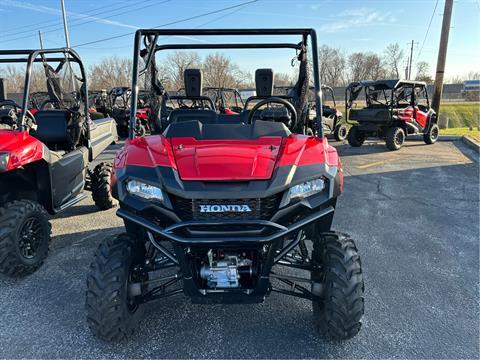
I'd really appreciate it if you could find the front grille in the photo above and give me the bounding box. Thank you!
[170,194,282,221]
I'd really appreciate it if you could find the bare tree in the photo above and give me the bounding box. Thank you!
[383,43,404,78]
[274,72,294,87]
[202,52,250,88]
[161,51,201,90]
[466,71,480,80]
[348,52,386,81]
[89,56,132,90]
[0,66,24,93]
[415,61,433,84]
[318,45,347,86]
[0,64,51,94]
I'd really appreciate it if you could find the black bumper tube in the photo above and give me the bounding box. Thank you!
[117,206,334,244]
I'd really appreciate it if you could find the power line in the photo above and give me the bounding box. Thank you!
[194,2,254,28]
[417,0,439,60]
[72,0,260,48]
[0,0,170,44]
[74,1,258,51]
[2,0,146,36]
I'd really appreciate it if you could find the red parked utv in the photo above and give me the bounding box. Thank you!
[85,29,364,341]
[345,80,439,150]
[0,48,118,278]
[276,85,348,141]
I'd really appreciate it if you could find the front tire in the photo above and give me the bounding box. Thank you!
[0,200,51,277]
[385,126,405,151]
[311,232,364,340]
[91,162,117,210]
[347,126,365,147]
[86,233,143,341]
[423,123,439,144]
[334,123,348,141]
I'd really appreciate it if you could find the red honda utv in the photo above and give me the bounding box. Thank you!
[85,29,364,341]
[106,87,152,137]
[0,48,118,277]
[345,80,439,150]
[276,85,348,141]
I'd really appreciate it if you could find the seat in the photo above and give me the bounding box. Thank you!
[163,120,290,140]
[33,110,72,150]
[216,114,243,124]
[167,68,216,124]
[168,109,217,124]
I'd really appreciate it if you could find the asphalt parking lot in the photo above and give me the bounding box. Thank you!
[0,139,478,359]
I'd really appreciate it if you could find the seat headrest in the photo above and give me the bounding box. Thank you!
[0,78,7,101]
[184,69,203,97]
[255,69,274,97]
[168,109,217,124]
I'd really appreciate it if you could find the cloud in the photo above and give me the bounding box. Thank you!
[3,0,138,29]
[320,7,397,33]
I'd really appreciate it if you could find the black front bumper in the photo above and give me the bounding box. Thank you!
[117,206,334,244]
[117,205,334,303]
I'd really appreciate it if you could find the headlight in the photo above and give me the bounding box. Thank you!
[288,177,326,200]
[126,180,164,201]
[0,152,10,172]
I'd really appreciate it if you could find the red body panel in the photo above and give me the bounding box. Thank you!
[414,106,428,128]
[114,135,177,170]
[224,108,238,115]
[117,134,341,182]
[0,130,44,171]
[136,108,150,120]
[171,137,282,181]
[277,135,338,167]
[397,107,414,122]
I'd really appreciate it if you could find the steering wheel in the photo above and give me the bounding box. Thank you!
[0,100,36,125]
[247,97,297,126]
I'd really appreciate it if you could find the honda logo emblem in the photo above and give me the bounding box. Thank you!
[199,204,252,213]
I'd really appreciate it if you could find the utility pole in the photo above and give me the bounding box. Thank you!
[432,0,454,115]
[60,0,70,48]
[408,40,414,79]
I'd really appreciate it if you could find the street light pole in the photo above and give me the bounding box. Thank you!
[60,0,71,48]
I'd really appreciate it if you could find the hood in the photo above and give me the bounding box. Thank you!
[170,137,283,181]
[0,129,44,170]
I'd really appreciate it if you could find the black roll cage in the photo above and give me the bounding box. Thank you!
[344,79,430,123]
[129,28,324,139]
[0,48,89,134]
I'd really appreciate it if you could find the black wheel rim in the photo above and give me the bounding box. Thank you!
[339,127,347,138]
[394,130,404,146]
[431,126,439,140]
[18,217,44,259]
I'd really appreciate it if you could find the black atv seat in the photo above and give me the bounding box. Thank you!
[216,114,243,124]
[163,120,290,140]
[33,110,71,150]
[168,109,217,124]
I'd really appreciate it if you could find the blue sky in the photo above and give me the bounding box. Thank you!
[1,0,479,79]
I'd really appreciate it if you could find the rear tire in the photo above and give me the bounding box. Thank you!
[311,231,364,340]
[385,126,405,151]
[347,126,365,147]
[135,121,147,137]
[334,124,348,141]
[86,233,143,341]
[423,123,439,144]
[91,162,117,210]
[0,200,51,277]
